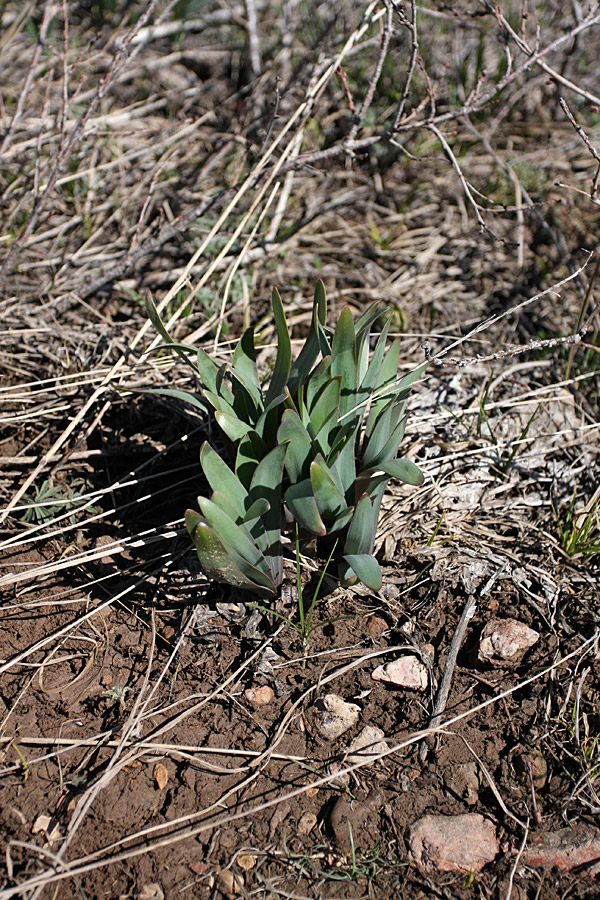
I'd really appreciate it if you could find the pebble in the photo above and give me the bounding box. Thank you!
[310,693,360,740]
[345,726,389,765]
[478,617,539,666]
[244,686,275,707]
[372,655,428,690]
[409,813,498,873]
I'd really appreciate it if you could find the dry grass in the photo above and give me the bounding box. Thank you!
[1,2,600,899]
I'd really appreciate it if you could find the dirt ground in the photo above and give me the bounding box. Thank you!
[1,3,600,899]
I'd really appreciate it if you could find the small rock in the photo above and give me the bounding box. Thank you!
[372,656,428,690]
[236,853,257,871]
[444,762,480,805]
[153,763,169,791]
[310,693,360,740]
[297,812,317,836]
[216,869,243,896]
[346,726,389,765]
[522,826,600,874]
[244,686,275,707]
[328,792,382,853]
[189,861,208,875]
[137,886,164,900]
[409,813,498,873]
[478,618,539,666]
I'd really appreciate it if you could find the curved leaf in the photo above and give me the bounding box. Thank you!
[215,409,253,443]
[188,519,276,597]
[288,279,328,397]
[331,308,356,419]
[310,457,348,525]
[363,457,424,486]
[341,554,382,590]
[249,443,287,583]
[285,480,326,536]
[264,287,292,408]
[278,409,313,482]
[200,442,248,517]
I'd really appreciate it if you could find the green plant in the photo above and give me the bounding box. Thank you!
[553,488,600,561]
[250,529,340,665]
[18,477,90,525]
[145,282,424,596]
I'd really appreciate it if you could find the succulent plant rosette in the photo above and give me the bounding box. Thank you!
[146,282,424,598]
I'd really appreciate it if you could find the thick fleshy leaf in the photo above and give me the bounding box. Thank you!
[331,308,356,419]
[366,339,401,435]
[278,409,313,482]
[197,497,264,569]
[310,457,348,524]
[215,409,253,443]
[341,554,382,590]
[285,480,326,536]
[329,421,359,497]
[200,442,248,517]
[309,377,341,436]
[361,401,397,469]
[264,287,292,408]
[288,280,328,397]
[363,457,424,486]
[305,357,333,419]
[249,443,287,583]
[188,519,276,596]
[231,327,261,406]
[362,415,407,470]
[343,493,377,556]
[235,431,268,489]
[242,497,270,523]
[196,348,232,401]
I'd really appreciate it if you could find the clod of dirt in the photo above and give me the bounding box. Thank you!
[444,762,480,805]
[236,853,257,871]
[244,686,274,706]
[328,791,383,853]
[309,693,360,740]
[372,655,428,690]
[298,811,318,836]
[522,825,600,875]
[514,748,548,789]
[345,725,389,765]
[409,813,499,873]
[478,618,540,666]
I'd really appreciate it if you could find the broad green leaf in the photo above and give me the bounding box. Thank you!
[309,377,341,436]
[185,508,204,536]
[242,497,270,523]
[189,519,276,597]
[363,457,424,486]
[288,279,328,397]
[285,480,326,536]
[355,303,386,388]
[361,402,397,469]
[331,308,356,419]
[196,348,226,397]
[215,409,253,443]
[305,356,333,418]
[196,497,264,566]
[329,421,359,497]
[200,442,248,518]
[310,456,348,525]
[360,318,392,395]
[343,493,377,556]
[362,415,407,470]
[341,554,382,590]
[249,443,287,584]
[278,409,313,482]
[366,339,401,435]
[231,327,261,406]
[264,287,292,408]
[235,431,268,489]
